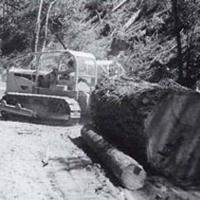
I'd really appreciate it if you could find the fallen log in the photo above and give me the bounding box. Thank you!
[90,76,200,186]
[90,77,189,164]
[81,125,146,190]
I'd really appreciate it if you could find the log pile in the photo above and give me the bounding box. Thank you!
[89,77,189,164]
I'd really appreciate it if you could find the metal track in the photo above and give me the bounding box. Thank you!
[0,92,81,125]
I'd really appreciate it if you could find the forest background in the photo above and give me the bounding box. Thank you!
[1,0,200,88]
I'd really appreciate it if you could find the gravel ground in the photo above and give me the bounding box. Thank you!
[0,121,127,200]
[0,83,138,200]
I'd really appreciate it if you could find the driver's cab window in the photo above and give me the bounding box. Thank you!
[57,54,76,90]
[77,58,96,93]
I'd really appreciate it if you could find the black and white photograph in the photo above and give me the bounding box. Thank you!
[0,0,200,199]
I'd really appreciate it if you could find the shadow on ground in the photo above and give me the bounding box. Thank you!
[50,156,92,171]
[68,136,122,187]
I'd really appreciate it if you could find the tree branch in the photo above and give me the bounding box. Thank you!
[112,0,129,12]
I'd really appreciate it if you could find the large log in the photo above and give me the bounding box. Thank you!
[81,125,146,190]
[146,92,200,185]
[90,76,200,186]
[90,77,189,164]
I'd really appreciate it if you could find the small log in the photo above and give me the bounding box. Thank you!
[81,125,146,190]
[123,10,141,30]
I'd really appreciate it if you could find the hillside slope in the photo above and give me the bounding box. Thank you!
[1,0,200,87]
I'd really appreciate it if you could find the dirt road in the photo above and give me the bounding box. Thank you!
[0,120,126,200]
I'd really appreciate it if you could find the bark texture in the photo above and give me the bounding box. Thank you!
[81,125,146,190]
[90,76,200,186]
[147,91,200,185]
[90,77,189,164]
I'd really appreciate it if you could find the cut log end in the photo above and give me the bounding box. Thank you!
[81,126,146,190]
[121,164,146,190]
[147,92,200,185]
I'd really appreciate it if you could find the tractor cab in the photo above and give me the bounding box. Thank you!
[36,50,97,94]
[6,50,98,96]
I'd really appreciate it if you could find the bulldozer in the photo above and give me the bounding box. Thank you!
[0,50,98,125]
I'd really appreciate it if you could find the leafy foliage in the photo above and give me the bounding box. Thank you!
[1,0,200,88]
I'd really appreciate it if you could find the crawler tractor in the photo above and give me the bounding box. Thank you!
[0,50,97,124]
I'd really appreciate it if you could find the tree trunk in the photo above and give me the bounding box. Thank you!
[42,0,57,52]
[81,125,146,190]
[171,0,183,82]
[35,0,44,52]
[2,0,5,33]
[90,76,200,186]
[90,77,189,164]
